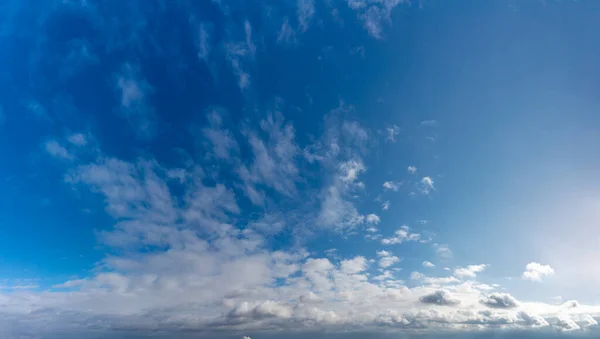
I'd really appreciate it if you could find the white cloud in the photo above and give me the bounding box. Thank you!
[297,0,315,32]
[522,262,555,282]
[340,256,368,274]
[422,261,435,268]
[45,140,72,160]
[366,214,380,224]
[239,113,300,204]
[381,226,420,245]
[202,108,238,160]
[382,181,400,191]
[381,200,390,210]
[277,17,296,44]
[407,165,417,174]
[318,186,364,229]
[454,264,487,279]
[554,315,580,331]
[194,22,211,60]
[385,124,399,141]
[435,244,453,259]
[377,250,400,268]
[421,120,439,126]
[420,176,435,194]
[67,133,87,147]
[339,160,366,187]
[348,0,406,39]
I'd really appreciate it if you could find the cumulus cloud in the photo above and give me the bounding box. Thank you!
[340,256,368,274]
[381,226,420,245]
[422,261,435,268]
[420,176,435,194]
[480,293,519,309]
[522,262,555,282]
[339,160,366,188]
[407,165,417,174]
[382,200,390,210]
[419,290,460,306]
[377,250,400,268]
[454,264,487,279]
[366,214,380,224]
[382,181,400,191]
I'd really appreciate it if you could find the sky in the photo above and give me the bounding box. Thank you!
[1,0,600,338]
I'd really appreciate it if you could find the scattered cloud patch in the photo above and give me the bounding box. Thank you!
[67,133,87,147]
[407,165,417,174]
[420,176,435,194]
[377,250,400,268]
[522,262,555,282]
[422,261,435,268]
[381,226,420,245]
[366,214,380,224]
[382,181,400,191]
[454,264,487,279]
[385,124,399,141]
[45,140,72,160]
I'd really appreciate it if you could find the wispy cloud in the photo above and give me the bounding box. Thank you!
[115,63,156,138]
[297,0,315,32]
[45,140,73,160]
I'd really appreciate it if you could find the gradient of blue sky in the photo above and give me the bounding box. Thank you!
[1,0,600,338]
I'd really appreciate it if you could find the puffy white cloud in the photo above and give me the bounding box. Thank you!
[382,181,400,191]
[339,160,366,187]
[340,256,368,274]
[554,315,580,331]
[420,176,435,194]
[454,264,487,279]
[377,250,400,268]
[382,200,390,210]
[366,214,380,224]
[381,226,420,245]
[480,293,519,309]
[522,262,555,282]
[407,165,417,174]
[422,261,435,268]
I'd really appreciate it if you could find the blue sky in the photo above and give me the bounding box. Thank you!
[1,0,600,338]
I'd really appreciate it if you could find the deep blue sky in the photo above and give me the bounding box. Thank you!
[1,0,600,338]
